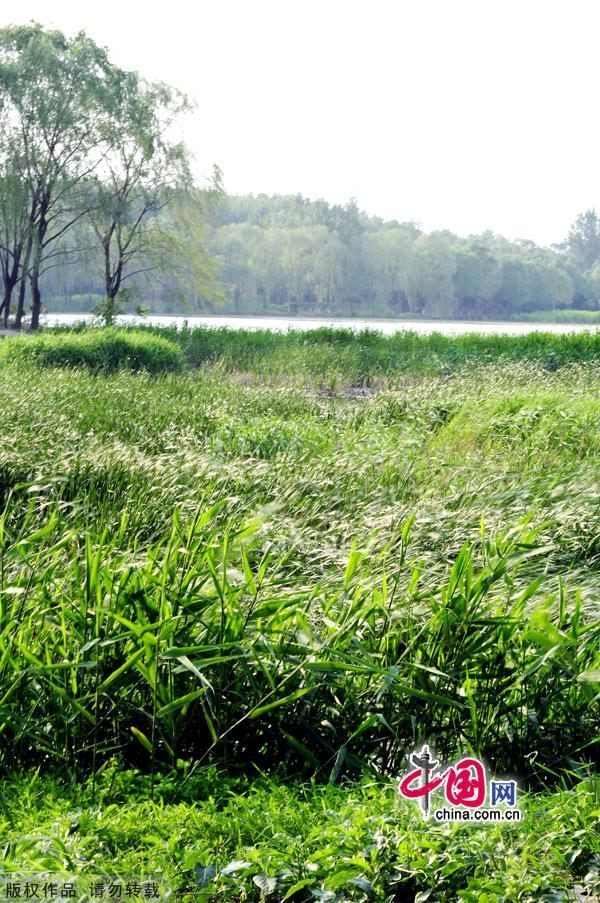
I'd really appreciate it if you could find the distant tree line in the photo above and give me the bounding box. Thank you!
[201,197,600,319]
[37,194,600,321]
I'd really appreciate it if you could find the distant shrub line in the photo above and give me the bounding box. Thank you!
[514,308,600,324]
[11,322,600,376]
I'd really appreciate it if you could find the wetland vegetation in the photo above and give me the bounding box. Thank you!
[0,326,598,900]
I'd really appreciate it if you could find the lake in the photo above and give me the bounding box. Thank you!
[42,312,600,336]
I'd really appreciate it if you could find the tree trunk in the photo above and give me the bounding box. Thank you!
[0,263,9,328]
[29,232,44,330]
[14,236,31,331]
[1,250,22,328]
[15,278,27,331]
[30,272,42,330]
[104,292,116,327]
[102,234,122,327]
[1,284,13,329]
[29,199,49,331]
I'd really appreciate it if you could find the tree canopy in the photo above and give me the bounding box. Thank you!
[0,22,220,328]
[191,196,599,320]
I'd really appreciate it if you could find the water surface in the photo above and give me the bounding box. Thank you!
[43,313,600,336]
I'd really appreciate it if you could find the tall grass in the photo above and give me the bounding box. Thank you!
[39,322,600,380]
[516,309,600,324]
[0,352,597,787]
[0,498,596,785]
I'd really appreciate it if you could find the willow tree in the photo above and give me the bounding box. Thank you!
[0,24,221,328]
[87,75,223,325]
[0,24,128,328]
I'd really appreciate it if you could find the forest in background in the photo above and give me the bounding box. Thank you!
[43,195,600,321]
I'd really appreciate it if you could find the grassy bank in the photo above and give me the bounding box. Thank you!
[33,322,600,379]
[0,328,598,899]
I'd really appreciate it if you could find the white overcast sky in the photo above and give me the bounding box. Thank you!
[4,0,600,246]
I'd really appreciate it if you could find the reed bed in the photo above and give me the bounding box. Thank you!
[0,354,597,787]
[37,321,600,379]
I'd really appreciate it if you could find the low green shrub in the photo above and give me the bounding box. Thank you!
[5,328,184,373]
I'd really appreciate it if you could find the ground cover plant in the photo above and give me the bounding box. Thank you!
[0,326,598,900]
[1,770,598,901]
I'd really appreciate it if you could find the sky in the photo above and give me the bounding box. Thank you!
[4,0,600,246]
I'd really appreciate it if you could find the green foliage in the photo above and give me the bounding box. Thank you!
[568,209,600,270]
[87,79,220,323]
[0,495,596,783]
[0,771,598,900]
[0,22,219,328]
[5,328,184,372]
[0,23,132,327]
[0,333,597,896]
[193,196,597,320]
[30,193,600,321]
[452,242,502,317]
